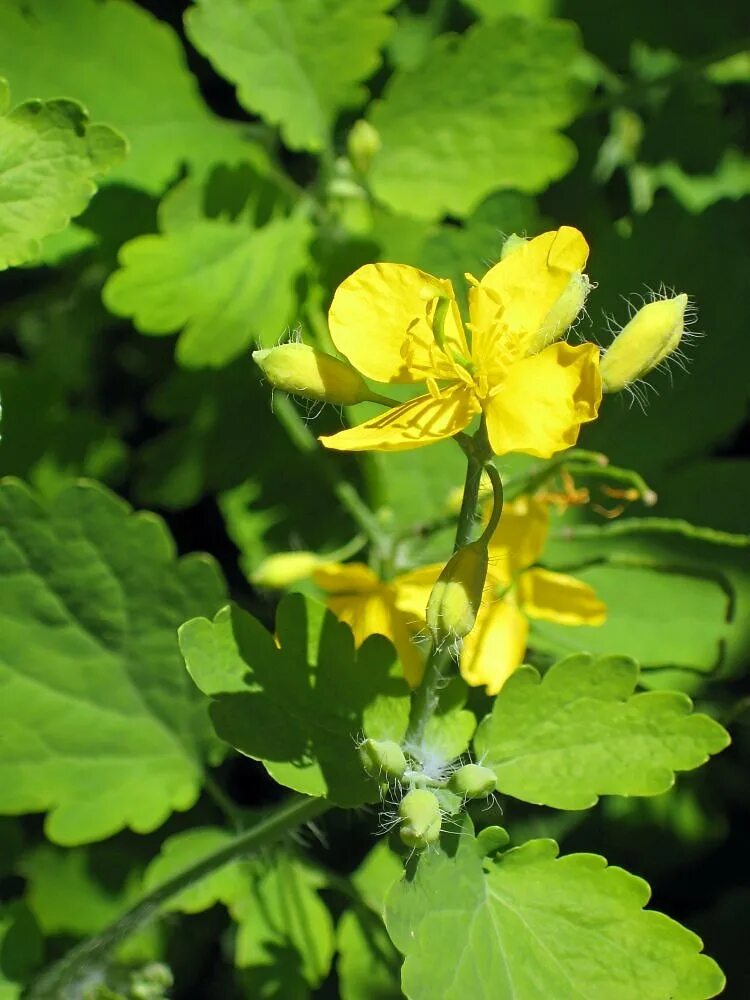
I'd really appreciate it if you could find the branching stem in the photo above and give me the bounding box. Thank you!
[28,795,331,999]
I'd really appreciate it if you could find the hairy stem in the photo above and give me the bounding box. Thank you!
[28,795,331,999]
[405,420,493,745]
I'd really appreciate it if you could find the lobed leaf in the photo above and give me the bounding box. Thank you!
[386,832,725,1000]
[185,0,397,152]
[368,18,589,219]
[474,653,729,809]
[0,81,125,269]
[0,479,227,845]
[179,594,410,805]
[0,0,254,193]
[103,178,312,368]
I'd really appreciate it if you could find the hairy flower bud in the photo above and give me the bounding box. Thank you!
[448,763,497,799]
[398,788,442,849]
[601,294,688,392]
[347,119,381,174]
[358,738,407,780]
[426,540,488,644]
[529,271,591,353]
[253,343,375,405]
[252,552,322,589]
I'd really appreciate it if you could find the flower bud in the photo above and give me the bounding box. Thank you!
[253,343,374,405]
[448,763,497,799]
[358,738,407,781]
[251,551,322,589]
[426,540,488,644]
[347,119,381,174]
[600,294,688,393]
[398,788,442,849]
[529,271,591,353]
[501,233,527,259]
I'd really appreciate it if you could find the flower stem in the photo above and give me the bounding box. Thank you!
[405,419,493,745]
[27,795,332,1000]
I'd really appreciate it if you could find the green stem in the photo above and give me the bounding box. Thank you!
[405,420,493,745]
[273,393,384,547]
[27,795,331,1000]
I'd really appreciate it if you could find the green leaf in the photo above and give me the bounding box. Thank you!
[0,81,125,269]
[642,149,750,213]
[21,845,132,936]
[368,18,588,219]
[103,177,312,368]
[542,518,750,681]
[0,903,43,1000]
[0,0,255,193]
[473,653,729,810]
[385,833,725,1000]
[531,560,729,672]
[185,0,397,152]
[144,828,334,985]
[462,0,555,19]
[337,909,401,1000]
[0,479,227,845]
[179,595,410,805]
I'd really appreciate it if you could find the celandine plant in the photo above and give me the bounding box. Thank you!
[26,227,730,999]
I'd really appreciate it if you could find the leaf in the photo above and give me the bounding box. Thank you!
[103,177,312,368]
[385,833,725,1000]
[0,0,255,193]
[542,518,750,681]
[185,0,397,152]
[0,903,43,1000]
[643,149,750,213]
[179,595,410,805]
[0,81,125,269]
[143,828,335,985]
[0,479,227,845]
[20,845,131,936]
[473,653,729,810]
[368,18,588,219]
[337,910,401,1000]
[530,560,730,672]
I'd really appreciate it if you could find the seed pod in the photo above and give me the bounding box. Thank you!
[426,540,488,644]
[398,788,442,850]
[358,738,407,781]
[448,763,497,799]
[251,551,322,589]
[600,294,688,393]
[253,343,374,405]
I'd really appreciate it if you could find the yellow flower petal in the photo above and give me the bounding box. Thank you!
[328,263,469,384]
[469,227,590,363]
[319,384,480,453]
[460,596,529,694]
[516,567,607,625]
[484,342,601,458]
[313,562,380,594]
[321,585,426,687]
[392,564,441,623]
[487,496,550,578]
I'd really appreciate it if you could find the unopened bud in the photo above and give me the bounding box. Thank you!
[426,540,488,643]
[252,551,322,589]
[529,272,591,353]
[347,119,381,174]
[448,763,497,799]
[359,738,407,780]
[398,788,442,849]
[601,294,689,392]
[253,343,374,405]
[501,233,527,259]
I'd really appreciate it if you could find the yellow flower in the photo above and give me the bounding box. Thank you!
[461,496,606,694]
[319,227,602,457]
[312,562,438,687]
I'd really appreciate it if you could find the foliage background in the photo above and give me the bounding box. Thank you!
[0,0,748,996]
